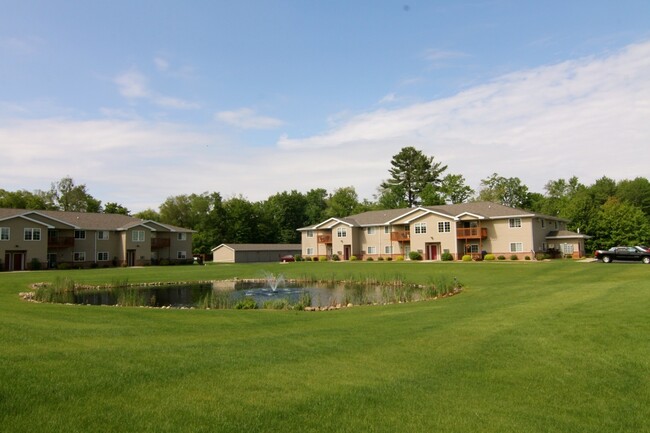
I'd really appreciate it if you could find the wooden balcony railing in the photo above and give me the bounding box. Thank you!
[456,227,488,239]
[318,234,332,244]
[48,236,74,249]
[151,238,171,249]
[390,231,410,242]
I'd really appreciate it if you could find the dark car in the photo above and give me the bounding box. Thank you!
[280,255,295,263]
[593,246,650,264]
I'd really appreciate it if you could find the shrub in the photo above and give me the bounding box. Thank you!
[312,256,319,262]
[294,255,303,262]
[441,252,454,261]
[525,256,531,261]
[332,254,340,261]
[510,255,519,260]
[462,255,472,262]
[377,257,384,261]
[235,297,258,309]
[484,253,495,261]
[29,258,42,270]
[386,257,393,261]
[319,256,328,262]
[497,255,506,261]
[350,255,358,261]
[366,257,374,261]
[409,251,423,261]
[396,256,404,261]
[57,263,71,270]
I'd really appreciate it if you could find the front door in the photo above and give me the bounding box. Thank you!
[426,244,438,261]
[343,245,351,260]
[5,252,25,271]
[48,253,57,269]
[127,250,136,267]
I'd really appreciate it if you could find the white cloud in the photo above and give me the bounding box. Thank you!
[114,68,199,110]
[279,41,650,195]
[2,41,650,212]
[215,108,284,129]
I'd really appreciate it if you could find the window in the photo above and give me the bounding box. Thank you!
[468,244,479,253]
[337,227,347,238]
[367,246,377,254]
[306,230,314,238]
[24,228,41,241]
[384,226,390,234]
[541,219,545,228]
[132,230,145,242]
[177,232,187,241]
[561,244,574,255]
[73,252,86,262]
[438,221,451,233]
[384,246,393,254]
[414,222,427,234]
[509,218,522,228]
[177,251,187,259]
[367,227,376,235]
[97,231,109,240]
[74,230,86,239]
[306,247,314,255]
[554,221,559,229]
[97,252,109,261]
[0,227,9,241]
[510,242,523,252]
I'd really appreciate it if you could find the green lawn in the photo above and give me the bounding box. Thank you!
[1,261,649,433]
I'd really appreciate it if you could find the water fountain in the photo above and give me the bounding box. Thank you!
[263,272,285,292]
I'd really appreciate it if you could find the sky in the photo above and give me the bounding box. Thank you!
[1,0,649,213]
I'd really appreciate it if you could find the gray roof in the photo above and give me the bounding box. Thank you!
[212,243,301,252]
[546,230,591,239]
[0,208,193,232]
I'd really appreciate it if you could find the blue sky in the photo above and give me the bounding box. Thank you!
[1,1,649,212]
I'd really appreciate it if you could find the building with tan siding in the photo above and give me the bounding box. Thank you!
[0,209,194,270]
[298,202,589,261]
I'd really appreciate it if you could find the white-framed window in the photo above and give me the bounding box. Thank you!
[177,251,187,259]
[384,226,390,234]
[468,244,479,253]
[367,227,376,235]
[97,231,109,240]
[132,230,145,242]
[561,244,574,255]
[367,246,377,254]
[74,230,86,239]
[306,230,314,238]
[177,232,187,241]
[337,227,347,238]
[509,218,522,228]
[510,242,523,252]
[438,221,451,233]
[97,252,109,261]
[306,247,314,255]
[384,246,393,254]
[414,222,427,234]
[24,228,41,241]
[74,252,86,262]
[0,227,9,241]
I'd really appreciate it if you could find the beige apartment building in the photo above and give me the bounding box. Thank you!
[0,209,194,271]
[298,202,589,261]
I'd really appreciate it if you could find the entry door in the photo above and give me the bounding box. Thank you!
[343,245,351,260]
[127,250,136,267]
[426,244,438,261]
[48,253,57,269]
[5,252,25,271]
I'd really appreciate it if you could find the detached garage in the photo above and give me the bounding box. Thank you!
[211,244,301,263]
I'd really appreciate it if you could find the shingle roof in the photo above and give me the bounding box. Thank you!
[298,202,568,230]
[0,208,194,232]
[212,244,301,252]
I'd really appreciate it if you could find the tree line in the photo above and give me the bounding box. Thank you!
[2,148,649,253]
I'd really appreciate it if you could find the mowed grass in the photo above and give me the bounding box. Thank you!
[1,261,649,433]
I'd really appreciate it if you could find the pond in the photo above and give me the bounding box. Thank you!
[31,276,461,310]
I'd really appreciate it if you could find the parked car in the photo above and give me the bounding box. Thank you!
[280,255,295,263]
[593,246,650,264]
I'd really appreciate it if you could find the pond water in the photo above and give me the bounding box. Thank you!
[62,279,438,309]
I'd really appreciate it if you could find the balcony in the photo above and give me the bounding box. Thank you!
[318,234,332,244]
[151,238,171,249]
[456,227,488,239]
[48,236,74,249]
[390,231,410,242]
